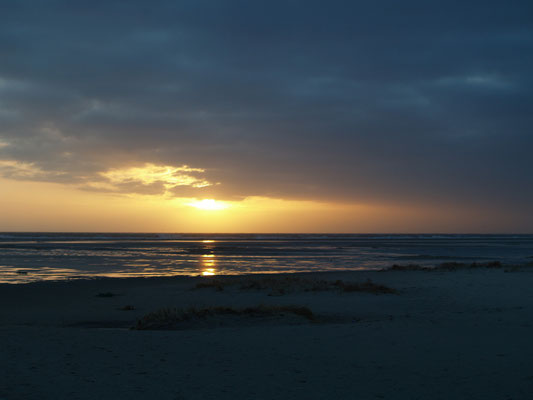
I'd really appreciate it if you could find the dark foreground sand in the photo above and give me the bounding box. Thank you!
[1,268,533,399]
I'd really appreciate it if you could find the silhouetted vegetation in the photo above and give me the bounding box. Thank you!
[386,261,505,271]
[389,264,430,271]
[194,276,397,295]
[195,280,225,291]
[134,304,316,330]
[439,261,502,270]
[335,279,398,294]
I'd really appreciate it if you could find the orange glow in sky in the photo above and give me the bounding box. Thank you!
[0,175,521,233]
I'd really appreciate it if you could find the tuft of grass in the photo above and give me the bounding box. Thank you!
[335,279,399,294]
[133,304,315,330]
[437,261,503,270]
[193,276,397,296]
[239,276,314,293]
[387,261,505,272]
[195,280,225,291]
[389,264,430,271]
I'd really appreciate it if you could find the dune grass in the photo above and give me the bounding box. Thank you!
[336,280,398,294]
[194,276,397,295]
[388,261,505,272]
[134,304,316,330]
[388,264,430,271]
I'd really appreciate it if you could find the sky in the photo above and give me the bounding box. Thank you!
[0,0,532,232]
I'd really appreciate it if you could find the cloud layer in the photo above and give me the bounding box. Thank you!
[1,1,532,222]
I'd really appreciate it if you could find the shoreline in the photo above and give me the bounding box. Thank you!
[2,259,532,286]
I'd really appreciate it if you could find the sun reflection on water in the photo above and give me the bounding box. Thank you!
[201,268,216,276]
[200,254,217,275]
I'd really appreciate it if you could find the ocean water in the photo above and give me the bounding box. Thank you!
[1,233,532,283]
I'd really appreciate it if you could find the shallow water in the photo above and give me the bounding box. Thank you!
[1,233,532,283]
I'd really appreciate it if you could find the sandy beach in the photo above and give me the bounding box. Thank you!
[1,267,533,399]
[2,1,532,398]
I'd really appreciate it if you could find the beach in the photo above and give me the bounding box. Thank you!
[2,1,532,399]
[1,267,533,399]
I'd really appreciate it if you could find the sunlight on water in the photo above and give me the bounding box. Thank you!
[200,254,216,275]
[201,268,216,276]
[0,266,84,284]
[1,234,532,283]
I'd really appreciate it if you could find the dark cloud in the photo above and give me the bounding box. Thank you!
[1,0,533,223]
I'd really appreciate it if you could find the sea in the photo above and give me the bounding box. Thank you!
[1,233,532,284]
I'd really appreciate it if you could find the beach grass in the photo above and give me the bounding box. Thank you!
[134,304,316,330]
[194,275,398,295]
[387,261,506,272]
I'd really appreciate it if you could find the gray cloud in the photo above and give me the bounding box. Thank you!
[1,0,533,225]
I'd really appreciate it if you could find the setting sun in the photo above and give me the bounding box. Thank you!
[187,199,230,211]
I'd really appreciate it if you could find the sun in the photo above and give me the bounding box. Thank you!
[187,199,229,211]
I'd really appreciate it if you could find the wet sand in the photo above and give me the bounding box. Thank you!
[1,268,533,399]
